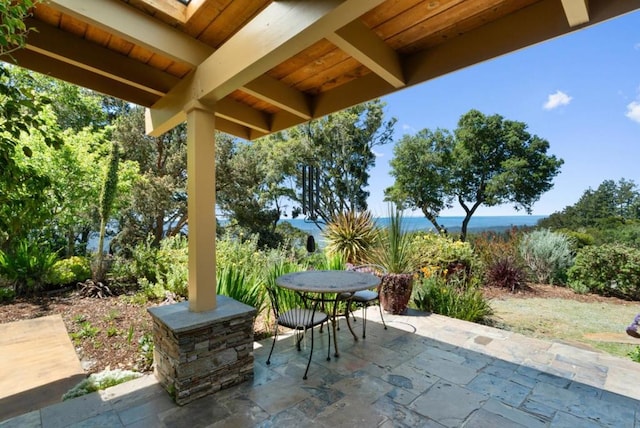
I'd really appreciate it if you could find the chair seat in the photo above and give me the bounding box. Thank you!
[278,308,329,330]
[350,289,378,303]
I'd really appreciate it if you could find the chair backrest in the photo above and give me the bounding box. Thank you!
[265,285,282,319]
[347,264,388,276]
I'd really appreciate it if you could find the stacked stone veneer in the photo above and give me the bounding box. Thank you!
[147,296,256,405]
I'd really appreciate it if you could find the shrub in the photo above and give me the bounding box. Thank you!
[470,228,521,267]
[0,286,16,303]
[567,244,640,299]
[324,210,377,264]
[412,275,493,323]
[519,229,573,285]
[46,256,92,286]
[217,265,266,313]
[484,256,528,292]
[410,232,478,278]
[0,239,58,295]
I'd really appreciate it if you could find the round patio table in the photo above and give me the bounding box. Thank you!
[276,270,380,357]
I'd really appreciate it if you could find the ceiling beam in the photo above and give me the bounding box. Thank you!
[242,75,312,119]
[561,0,590,27]
[147,0,385,136]
[4,49,161,107]
[24,19,178,96]
[47,0,213,66]
[326,20,405,88]
[215,98,271,133]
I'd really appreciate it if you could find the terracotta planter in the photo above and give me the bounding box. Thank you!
[378,273,414,315]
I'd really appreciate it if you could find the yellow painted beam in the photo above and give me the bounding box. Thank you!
[242,75,312,119]
[561,0,590,27]
[48,0,213,66]
[147,0,385,136]
[24,19,178,96]
[327,20,405,88]
[215,98,271,134]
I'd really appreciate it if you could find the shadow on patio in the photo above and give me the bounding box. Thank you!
[3,309,640,427]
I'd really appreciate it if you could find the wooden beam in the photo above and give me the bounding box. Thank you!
[327,20,405,88]
[47,0,213,66]
[242,75,312,119]
[561,0,590,27]
[147,0,385,136]
[24,19,178,96]
[215,98,271,133]
[4,49,160,107]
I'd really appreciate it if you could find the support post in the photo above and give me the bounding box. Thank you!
[186,102,217,312]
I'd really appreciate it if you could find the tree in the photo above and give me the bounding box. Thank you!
[288,99,396,224]
[386,109,563,241]
[0,0,40,57]
[112,106,187,248]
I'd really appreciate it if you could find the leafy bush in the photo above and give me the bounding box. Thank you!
[46,256,92,286]
[412,275,493,323]
[324,210,377,264]
[629,346,640,363]
[0,286,16,303]
[0,239,58,294]
[567,244,640,299]
[484,256,527,292]
[469,229,521,267]
[519,229,573,285]
[410,232,478,277]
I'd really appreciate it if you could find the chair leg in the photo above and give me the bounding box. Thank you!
[266,325,279,365]
[378,302,387,330]
[303,326,314,380]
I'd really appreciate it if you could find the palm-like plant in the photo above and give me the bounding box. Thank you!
[324,210,377,264]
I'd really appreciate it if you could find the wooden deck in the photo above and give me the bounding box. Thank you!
[0,315,85,422]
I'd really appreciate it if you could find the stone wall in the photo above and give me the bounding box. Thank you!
[148,296,256,405]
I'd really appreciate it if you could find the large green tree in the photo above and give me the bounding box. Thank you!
[386,109,563,241]
[288,99,396,224]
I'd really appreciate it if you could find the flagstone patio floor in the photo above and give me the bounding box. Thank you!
[2,308,640,427]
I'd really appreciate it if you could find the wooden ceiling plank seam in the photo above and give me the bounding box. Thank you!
[197,0,268,48]
[4,49,160,107]
[327,19,405,88]
[24,18,179,95]
[46,0,214,66]
[241,74,312,119]
[292,56,365,94]
[561,0,590,26]
[361,0,424,28]
[147,0,386,136]
[267,39,337,81]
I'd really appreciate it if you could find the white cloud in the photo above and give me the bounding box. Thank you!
[626,101,640,123]
[543,90,572,110]
[401,123,415,132]
[372,149,384,158]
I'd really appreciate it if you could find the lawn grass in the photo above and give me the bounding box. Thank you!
[488,298,640,359]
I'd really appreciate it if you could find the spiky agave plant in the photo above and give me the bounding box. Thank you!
[323,210,378,264]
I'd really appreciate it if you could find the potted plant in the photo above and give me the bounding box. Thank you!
[370,206,415,314]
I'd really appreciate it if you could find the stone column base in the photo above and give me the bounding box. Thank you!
[147,296,256,405]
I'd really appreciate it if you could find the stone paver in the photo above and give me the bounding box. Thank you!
[2,309,640,427]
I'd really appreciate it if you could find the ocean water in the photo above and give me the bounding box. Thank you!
[282,215,547,243]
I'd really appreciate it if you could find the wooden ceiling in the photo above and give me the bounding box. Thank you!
[6,0,640,140]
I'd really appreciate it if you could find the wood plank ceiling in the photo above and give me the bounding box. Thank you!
[5,0,640,140]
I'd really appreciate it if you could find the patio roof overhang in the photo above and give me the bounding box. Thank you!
[9,0,640,141]
[4,0,640,313]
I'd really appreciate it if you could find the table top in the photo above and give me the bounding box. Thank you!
[276,270,380,294]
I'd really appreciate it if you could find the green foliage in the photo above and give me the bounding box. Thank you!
[385,109,563,241]
[62,369,142,400]
[369,207,414,274]
[629,346,640,363]
[315,251,347,271]
[96,142,120,280]
[0,240,58,294]
[324,210,377,263]
[137,333,154,371]
[484,257,527,292]
[217,266,266,313]
[0,287,16,303]
[264,260,305,314]
[412,275,493,323]
[0,0,40,56]
[567,244,640,299]
[46,256,92,286]
[410,232,478,276]
[289,99,396,224]
[519,229,573,285]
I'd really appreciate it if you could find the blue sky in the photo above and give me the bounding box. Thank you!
[367,10,640,218]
